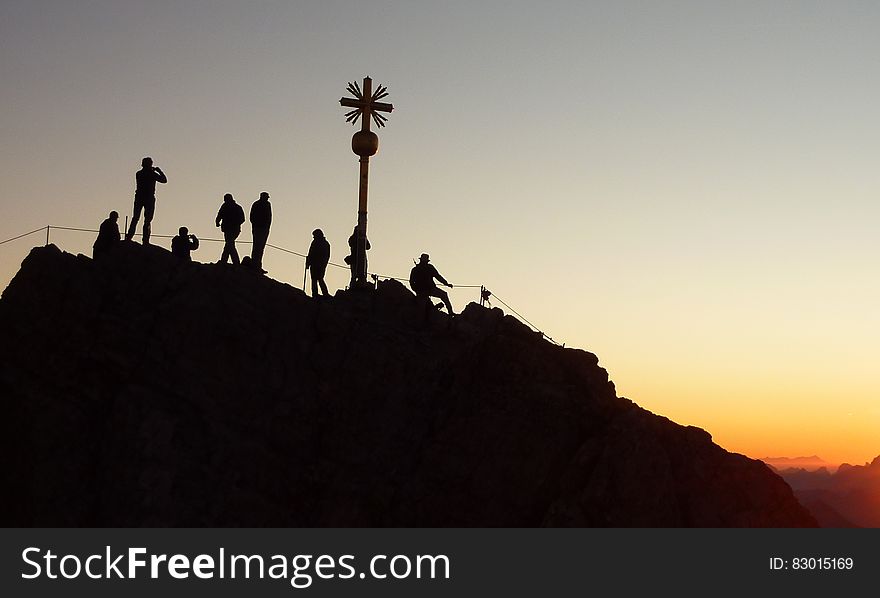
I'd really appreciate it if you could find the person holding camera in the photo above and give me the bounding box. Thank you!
[171,226,199,262]
[125,156,167,245]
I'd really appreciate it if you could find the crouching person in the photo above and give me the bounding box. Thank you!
[171,226,199,262]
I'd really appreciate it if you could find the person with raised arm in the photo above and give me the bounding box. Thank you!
[125,157,167,245]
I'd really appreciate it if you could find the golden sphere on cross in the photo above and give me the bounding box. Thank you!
[351,130,379,157]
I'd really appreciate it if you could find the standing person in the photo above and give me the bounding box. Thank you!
[92,211,120,259]
[171,226,199,261]
[248,191,272,272]
[409,253,454,315]
[306,229,331,298]
[215,193,245,265]
[346,225,370,288]
[125,157,167,244]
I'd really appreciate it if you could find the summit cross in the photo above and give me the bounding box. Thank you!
[339,76,394,288]
[340,76,394,133]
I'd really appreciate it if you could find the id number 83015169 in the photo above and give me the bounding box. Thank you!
[769,557,854,571]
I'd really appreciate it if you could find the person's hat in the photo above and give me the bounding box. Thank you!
[419,253,430,262]
[260,192,270,199]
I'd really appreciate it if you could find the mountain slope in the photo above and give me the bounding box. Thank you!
[0,244,816,527]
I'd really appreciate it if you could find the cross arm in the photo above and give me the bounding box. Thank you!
[339,98,394,113]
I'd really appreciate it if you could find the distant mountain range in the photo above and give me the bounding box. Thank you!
[766,456,880,528]
[761,455,834,472]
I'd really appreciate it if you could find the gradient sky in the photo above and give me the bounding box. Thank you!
[1,1,878,465]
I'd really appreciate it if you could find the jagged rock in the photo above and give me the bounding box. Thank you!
[0,245,816,527]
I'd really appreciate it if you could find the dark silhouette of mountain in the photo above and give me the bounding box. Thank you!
[776,467,835,491]
[794,497,859,528]
[761,455,833,472]
[0,244,816,527]
[771,457,880,528]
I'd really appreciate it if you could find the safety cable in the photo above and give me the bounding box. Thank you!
[2,223,561,345]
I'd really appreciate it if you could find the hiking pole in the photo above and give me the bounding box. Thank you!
[302,264,308,291]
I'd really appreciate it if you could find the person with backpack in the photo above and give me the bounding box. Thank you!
[346,225,371,288]
[306,228,331,298]
[215,193,245,265]
[409,253,454,315]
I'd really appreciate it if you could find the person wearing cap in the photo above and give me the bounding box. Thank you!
[171,226,199,262]
[93,211,120,259]
[306,229,331,298]
[249,191,272,272]
[409,253,454,315]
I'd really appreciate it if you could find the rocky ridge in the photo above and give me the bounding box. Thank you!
[0,244,816,527]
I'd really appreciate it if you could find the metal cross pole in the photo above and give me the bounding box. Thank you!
[339,76,393,288]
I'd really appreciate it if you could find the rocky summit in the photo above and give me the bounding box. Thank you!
[0,244,816,527]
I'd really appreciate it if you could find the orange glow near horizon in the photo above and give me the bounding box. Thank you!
[604,355,878,466]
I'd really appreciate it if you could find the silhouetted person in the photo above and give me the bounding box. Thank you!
[125,157,167,244]
[215,193,245,265]
[171,226,199,261]
[249,191,272,272]
[410,253,454,315]
[92,211,120,259]
[346,225,370,287]
[306,228,331,298]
